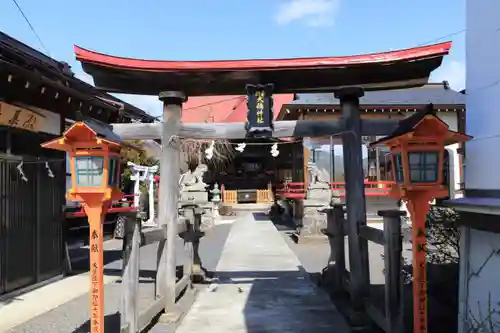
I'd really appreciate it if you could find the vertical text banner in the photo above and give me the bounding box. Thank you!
[245,83,274,135]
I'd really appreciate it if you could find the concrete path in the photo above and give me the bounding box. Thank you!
[173,213,350,333]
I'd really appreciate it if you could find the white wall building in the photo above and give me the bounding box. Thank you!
[446,1,500,331]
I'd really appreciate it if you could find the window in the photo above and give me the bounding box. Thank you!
[393,153,404,183]
[441,150,449,187]
[407,151,439,183]
[75,156,104,186]
[108,157,120,186]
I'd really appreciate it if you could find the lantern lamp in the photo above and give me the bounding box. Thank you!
[370,104,472,333]
[370,104,472,199]
[41,120,133,203]
[40,119,136,333]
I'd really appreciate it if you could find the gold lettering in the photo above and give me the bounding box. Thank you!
[8,109,21,127]
[256,111,264,124]
[255,90,265,124]
[0,102,44,132]
[22,115,37,130]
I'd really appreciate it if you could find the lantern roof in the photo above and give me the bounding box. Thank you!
[42,118,135,151]
[370,103,472,146]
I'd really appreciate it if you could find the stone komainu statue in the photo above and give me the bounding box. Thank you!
[179,164,208,192]
[307,162,329,186]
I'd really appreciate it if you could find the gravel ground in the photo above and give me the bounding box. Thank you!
[7,224,232,333]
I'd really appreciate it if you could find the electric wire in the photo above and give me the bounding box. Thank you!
[11,0,50,55]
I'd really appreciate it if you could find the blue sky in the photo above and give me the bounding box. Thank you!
[0,0,465,118]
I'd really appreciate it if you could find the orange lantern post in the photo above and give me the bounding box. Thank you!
[41,120,132,333]
[370,105,471,333]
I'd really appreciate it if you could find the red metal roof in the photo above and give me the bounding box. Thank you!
[182,94,294,123]
[75,42,451,71]
[74,42,452,96]
[182,95,243,123]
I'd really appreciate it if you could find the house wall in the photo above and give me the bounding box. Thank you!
[458,0,500,331]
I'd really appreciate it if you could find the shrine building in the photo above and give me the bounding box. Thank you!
[181,82,466,217]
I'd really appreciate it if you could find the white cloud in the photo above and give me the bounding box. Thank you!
[274,0,340,27]
[430,60,466,91]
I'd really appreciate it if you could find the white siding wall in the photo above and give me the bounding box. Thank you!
[458,1,500,331]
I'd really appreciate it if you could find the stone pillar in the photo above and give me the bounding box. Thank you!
[320,204,346,294]
[336,87,370,310]
[156,91,185,318]
[301,181,331,239]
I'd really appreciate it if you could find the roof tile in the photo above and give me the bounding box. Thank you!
[289,83,465,107]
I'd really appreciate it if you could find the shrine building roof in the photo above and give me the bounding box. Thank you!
[277,82,465,120]
[74,42,452,96]
[0,32,155,123]
[369,103,471,146]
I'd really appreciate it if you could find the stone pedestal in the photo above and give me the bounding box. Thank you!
[180,190,208,203]
[308,186,332,201]
[199,202,215,231]
[299,184,332,240]
[300,199,329,239]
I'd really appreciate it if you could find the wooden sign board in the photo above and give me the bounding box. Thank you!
[0,102,45,132]
[245,84,274,135]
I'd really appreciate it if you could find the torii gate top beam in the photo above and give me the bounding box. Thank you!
[74,42,451,96]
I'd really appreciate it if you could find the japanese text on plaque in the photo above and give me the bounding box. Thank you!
[255,90,265,124]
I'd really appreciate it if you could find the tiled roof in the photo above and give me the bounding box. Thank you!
[0,31,155,122]
[286,82,465,108]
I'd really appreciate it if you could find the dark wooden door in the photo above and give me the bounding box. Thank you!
[37,160,65,282]
[0,156,64,295]
[0,160,37,292]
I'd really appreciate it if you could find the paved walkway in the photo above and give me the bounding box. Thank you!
[166,213,350,333]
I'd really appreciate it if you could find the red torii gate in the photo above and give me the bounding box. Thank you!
[74,41,451,331]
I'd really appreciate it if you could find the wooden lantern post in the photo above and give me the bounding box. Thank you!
[370,106,471,333]
[41,121,131,333]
